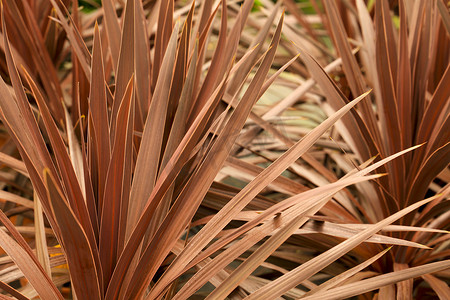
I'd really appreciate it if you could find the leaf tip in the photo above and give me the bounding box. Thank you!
[363,89,372,96]
[416,142,427,148]
[374,173,388,178]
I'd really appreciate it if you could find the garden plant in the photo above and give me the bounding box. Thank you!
[0,0,448,299]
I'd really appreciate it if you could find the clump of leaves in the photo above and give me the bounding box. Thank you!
[258,0,449,298]
[0,0,447,299]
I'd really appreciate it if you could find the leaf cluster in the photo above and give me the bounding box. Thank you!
[0,0,447,299]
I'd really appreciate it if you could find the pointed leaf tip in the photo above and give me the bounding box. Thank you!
[374,173,388,178]
[363,89,372,96]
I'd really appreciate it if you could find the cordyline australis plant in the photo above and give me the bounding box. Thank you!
[0,0,447,299]
[243,0,448,299]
